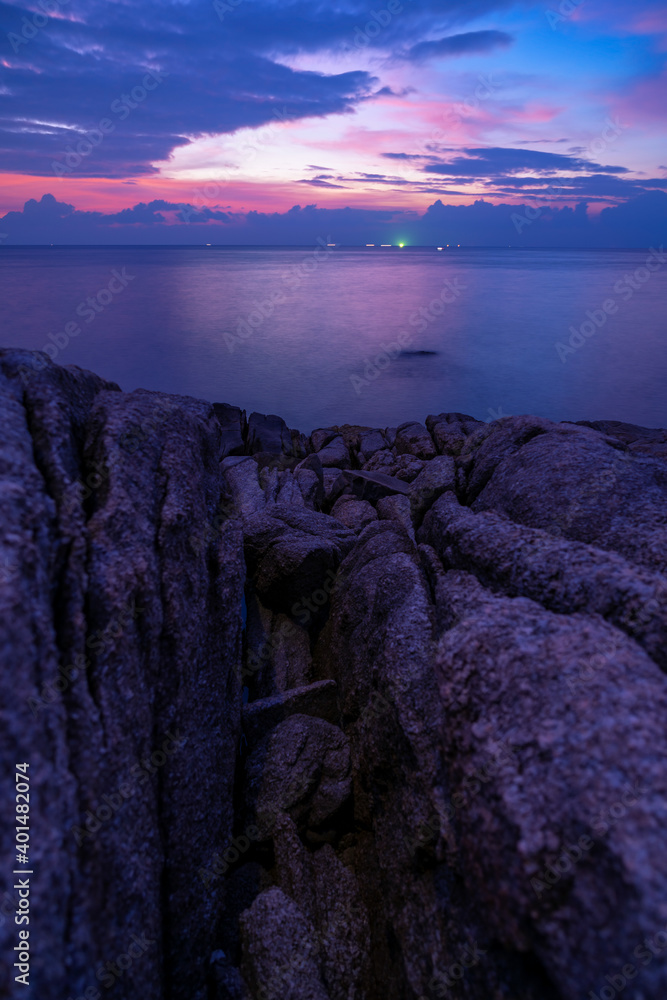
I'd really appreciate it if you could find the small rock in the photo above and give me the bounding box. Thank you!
[240,888,329,1000]
[244,508,355,616]
[426,412,483,456]
[247,412,293,456]
[331,496,379,530]
[376,494,415,542]
[322,468,349,506]
[393,453,425,482]
[394,421,437,459]
[362,448,397,474]
[213,403,247,458]
[316,434,351,469]
[310,427,339,452]
[408,455,456,526]
[358,428,387,462]
[245,714,351,838]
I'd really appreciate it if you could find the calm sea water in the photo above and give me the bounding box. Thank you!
[1,246,666,432]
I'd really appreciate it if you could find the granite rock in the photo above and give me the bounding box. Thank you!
[4,352,667,1000]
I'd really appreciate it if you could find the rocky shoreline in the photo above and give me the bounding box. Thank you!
[2,348,667,1000]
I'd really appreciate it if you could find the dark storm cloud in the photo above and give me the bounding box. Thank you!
[399,30,513,63]
[0,0,520,178]
[422,146,631,177]
[487,174,667,198]
[382,152,427,160]
[3,190,667,247]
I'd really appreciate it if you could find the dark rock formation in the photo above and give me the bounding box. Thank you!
[2,348,667,1000]
[394,420,437,460]
[0,351,243,1000]
[244,713,351,839]
[214,403,247,458]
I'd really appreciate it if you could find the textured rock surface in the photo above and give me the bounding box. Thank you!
[214,402,247,458]
[273,814,373,1000]
[408,453,456,525]
[433,568,667,998]
[426,411,484,455]
[3,352,667,1000]
[315,434,352,469]
[0,351,244,1000]
[246,411,294,456]
[421,491,667,669]
[244,714,352,838]
[466,415,667,574]
[394,420,437,459]
[240,888,329,1000]
[243,506,355,614]
[330,495,379,530]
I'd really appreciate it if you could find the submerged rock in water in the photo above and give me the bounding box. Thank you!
[2,348,667,1000]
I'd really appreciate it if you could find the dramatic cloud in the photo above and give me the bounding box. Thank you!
[0,0,665,228]
[2,190,667,247]
[421,147,630,177]
[0,0,518,178]
[400,30,513,63]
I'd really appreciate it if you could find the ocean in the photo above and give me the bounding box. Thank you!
[1,245,665,432]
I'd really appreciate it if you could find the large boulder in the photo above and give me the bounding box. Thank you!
[421,492,667,670]
[247,411,294,456]
[394,420,437,460]
[0,351,244,1000]
[466,416,667,574]
[433,568,667,999]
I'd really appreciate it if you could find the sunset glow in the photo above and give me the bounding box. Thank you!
[1,0,666,242]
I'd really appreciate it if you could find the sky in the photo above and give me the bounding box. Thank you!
[0,0,666,243]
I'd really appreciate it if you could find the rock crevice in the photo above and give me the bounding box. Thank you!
[2,350,667,1000]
